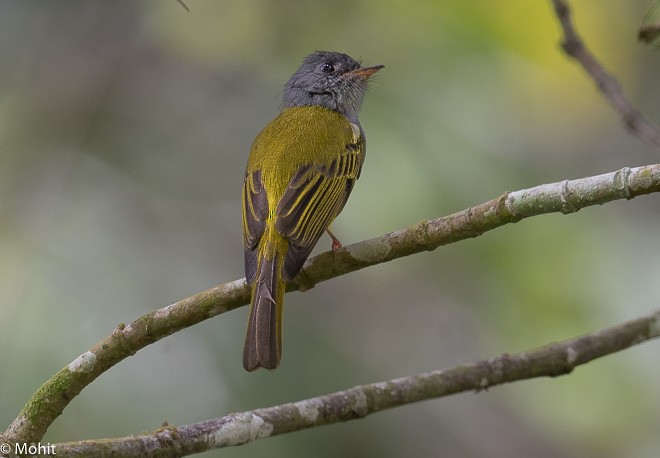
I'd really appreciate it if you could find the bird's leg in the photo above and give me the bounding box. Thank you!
[326,227,342,252]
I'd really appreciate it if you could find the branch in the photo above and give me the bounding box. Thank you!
[50,309,660,457]
[550,0,660,147]
[2,164,660,445]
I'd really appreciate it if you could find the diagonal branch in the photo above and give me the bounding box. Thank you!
[550,0,660,147]
[2,164,660,445]
[51,308,660,457]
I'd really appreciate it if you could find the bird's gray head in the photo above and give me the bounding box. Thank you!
[281,50,383,122]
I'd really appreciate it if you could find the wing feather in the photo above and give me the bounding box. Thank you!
[276,143,364,281]
[242,169,268,283]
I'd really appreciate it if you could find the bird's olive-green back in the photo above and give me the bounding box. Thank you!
[246,106,359,199]
[242,105,365,283]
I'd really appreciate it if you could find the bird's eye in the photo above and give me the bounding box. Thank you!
[320,63,335,73]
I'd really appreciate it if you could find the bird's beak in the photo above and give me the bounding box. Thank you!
[347,64,384,80]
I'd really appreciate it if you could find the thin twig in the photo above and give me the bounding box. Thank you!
[2,164,660,445]
[550,0,660,147]
[51,309,660,457]
[176,0,190,12]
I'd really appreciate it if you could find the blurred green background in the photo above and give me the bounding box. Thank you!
[2,0,660,456]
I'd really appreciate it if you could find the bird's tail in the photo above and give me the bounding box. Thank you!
[243,244,285,371]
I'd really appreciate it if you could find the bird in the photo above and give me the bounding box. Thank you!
[241,50,383,371]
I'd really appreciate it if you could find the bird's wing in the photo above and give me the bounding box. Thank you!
[275,142,364,281]
[242,169,268,283]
